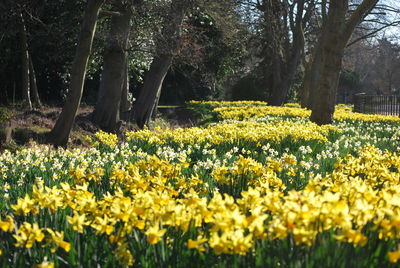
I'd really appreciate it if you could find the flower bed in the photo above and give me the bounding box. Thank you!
[1,102,400,267]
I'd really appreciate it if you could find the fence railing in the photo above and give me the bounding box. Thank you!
[353,94,400,116]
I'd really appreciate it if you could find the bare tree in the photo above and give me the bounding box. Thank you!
[307,0,378,125]
[19,10,32,110]
[260,0,315,106]
[48,0,105,146]
[120,61,131,112]
[132,0,191,128]
[93,0,135,132]
[29,56,42,108]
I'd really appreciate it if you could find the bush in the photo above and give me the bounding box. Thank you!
[229,73,267,101]
[0,107,12,123]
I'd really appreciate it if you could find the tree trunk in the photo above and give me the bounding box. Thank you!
[29,55,42,108]
[267,56,283,105]
[310,0,378,125]
[299,60,311,108]
[264,0,304,106]
[269,26,304,106]
[310,39,344,124]
[93,6,132,132]
[151,79,163,120]
[302,41,323,109]
[261,0,284,105]
[120,61,131,113]
[133,55,173,128]
[133,0,187,128]
[48,0,104,146]
[19,12,32,110]
[0,88,8,105]
[300,0,327,110]
[310,1,347,125]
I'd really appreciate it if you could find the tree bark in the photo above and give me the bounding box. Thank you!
[261,0,284,105]
[120,61,131,113]
[310,0,378,125]
[269,23,304,106]
[299,60,311,108]
[302,40,323,109]
[262,0,307,107]
[133,55,173,128]
[19,11,32,110]
[93,5,132,132]
[310,38,344,124]
[300,0,327,110]
[133,0,187,128]
[48,0,104,146]
[29,55,42,108]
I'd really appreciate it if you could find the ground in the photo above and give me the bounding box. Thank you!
[0,105,198,151]
[0,105,97,150]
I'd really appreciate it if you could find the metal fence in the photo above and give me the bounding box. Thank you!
[353,94,400,116]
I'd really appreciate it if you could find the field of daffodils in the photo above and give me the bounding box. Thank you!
[1,101,400,267]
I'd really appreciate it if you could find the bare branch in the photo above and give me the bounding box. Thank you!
[99,10,123,17]
[347,20,400,47]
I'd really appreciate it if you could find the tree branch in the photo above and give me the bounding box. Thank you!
[343,0,379,40]
[347,20,400,47]
[99,10,123,17]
